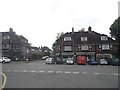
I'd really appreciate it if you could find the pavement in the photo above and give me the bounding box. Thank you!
[1,60,119,89]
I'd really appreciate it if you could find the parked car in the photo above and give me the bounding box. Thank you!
[111,59,120,66]
[42,56,49,60]
[99,59,108,65]
[106,58,112,65]
[66,58,74,65]
[63,58,67,63]
[0,57,11,63]
[45,58,53,64]
[56,58,63,64]
[88,59,99,65]
[77,56,86,65]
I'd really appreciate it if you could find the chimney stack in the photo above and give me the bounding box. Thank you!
[88,26,92,32]
[9,28,13,32]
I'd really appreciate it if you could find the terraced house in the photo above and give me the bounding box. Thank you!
[53,27,118,62]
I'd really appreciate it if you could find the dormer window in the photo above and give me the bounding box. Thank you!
[64,37,71,41]
[101,36,108,41]
[81,37,87,41]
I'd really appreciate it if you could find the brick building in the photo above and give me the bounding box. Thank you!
[1,28,31,60]
[53,27,118,62]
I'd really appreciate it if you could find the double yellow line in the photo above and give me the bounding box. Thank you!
[0,72,7,90]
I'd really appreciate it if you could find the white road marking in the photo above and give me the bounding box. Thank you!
[29,70,36,73]
[3,70,11,72]
[111,73,118,76]
[93,73,100,75]
[12,70,21,72]
[64,71,71,74]
[56,71,63,73]
[47,71,54,73]
[100,73,109,75]
[21,70,28,72]
[73,72,79,74]
[0,73,7,90]
[37,71,45,73]
[82,72,88,74]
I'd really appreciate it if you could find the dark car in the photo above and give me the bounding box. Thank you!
[56,58,64,64]
[111,59,120,66]
[88,59,99,65]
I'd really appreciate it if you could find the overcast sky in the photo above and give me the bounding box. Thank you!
[0,0,119,49]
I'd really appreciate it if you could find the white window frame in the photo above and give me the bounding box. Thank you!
[3,35,10,39]
[102,45,110,50]
[64,46,72,51]
[81,45,89,50]
[101,36,108,41]
[81,37,87,41]
[64,37,71,41]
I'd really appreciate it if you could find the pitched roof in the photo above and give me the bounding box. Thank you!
[61,31,117,45]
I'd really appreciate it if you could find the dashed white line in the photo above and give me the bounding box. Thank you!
[37,71,45,73]
[73,72,79,74]
[111,73,118,76]
[21,70,28,72]
[82,72,88,74]
[93,73,100,75]
[29,70,36,73]
[47,71,55,73]
[3,70,11,72]
[12,70,21,72]
[64,71,71,74]
[56,71,63,73]
[2,69,119,76]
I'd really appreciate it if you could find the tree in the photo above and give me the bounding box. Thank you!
[78,28,85,32]
[52,32,64,49]
[110,17,120,40]
[110,17,120,58]
[56,32,64,39]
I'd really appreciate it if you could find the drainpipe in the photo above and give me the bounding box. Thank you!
[95,43,97,60]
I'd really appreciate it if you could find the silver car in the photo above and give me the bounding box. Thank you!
[45,58,53,64]
[66,58,74,65]
[99,59,108,65]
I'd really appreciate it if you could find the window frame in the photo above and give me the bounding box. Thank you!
[81,37,87,41]
[64,46,72,51]
[102,45,110,50]
[64,37,72,41]
[101,36,108,41]
[81,45,89,50]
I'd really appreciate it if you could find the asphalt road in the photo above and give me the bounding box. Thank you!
[1,60,119,89]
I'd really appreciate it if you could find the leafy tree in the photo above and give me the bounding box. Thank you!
[110,17,120,58]
[56,32,64,39]
[110,17,120,40]
[78,28,85,32]
[52,32,64,49]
